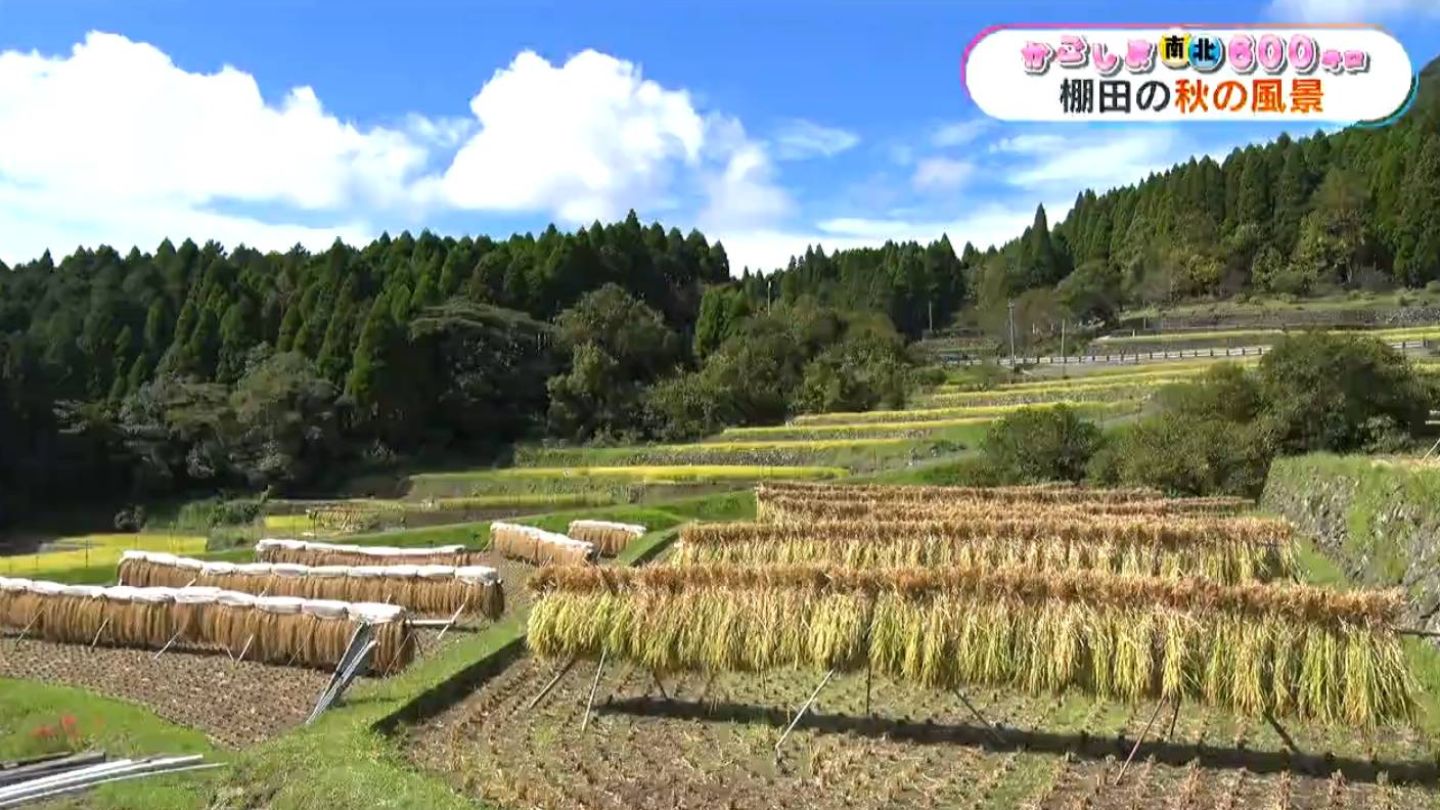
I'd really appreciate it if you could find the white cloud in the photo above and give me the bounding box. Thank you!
[0,32,429,214]
[0,34,797,267]
[435,49,708,223]
[931,119,992,148]
[911,157,975,191]
[990,128,1195,192]
[771,119,859,160]
[1267,0,1438,21]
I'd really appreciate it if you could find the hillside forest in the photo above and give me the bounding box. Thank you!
[2,57,1439,525]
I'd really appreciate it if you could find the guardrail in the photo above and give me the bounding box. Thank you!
[935,339,1435,367]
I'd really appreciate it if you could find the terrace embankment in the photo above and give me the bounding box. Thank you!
[1262,454,1440,633]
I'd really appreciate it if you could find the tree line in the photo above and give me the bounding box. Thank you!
[0,215,928,525]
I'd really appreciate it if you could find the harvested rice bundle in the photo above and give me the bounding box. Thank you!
[755,494,1247,524]
[0,578,37,629]
[527,563,1414,726]
[491,522,596,566]
[256,538,486,567]
[759,481,1167,504]
[676,518,1296,584]
[349,602,415,674]
[119,552,504,619]
[0,579,417,673]
[567,519,647,557]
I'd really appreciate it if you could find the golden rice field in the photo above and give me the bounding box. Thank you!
[788,399,1140,427]
[413,464,847,485]
[1,533,207,577]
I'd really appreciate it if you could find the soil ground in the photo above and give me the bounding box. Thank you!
[407,655,1440,810]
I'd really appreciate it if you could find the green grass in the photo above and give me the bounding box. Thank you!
[707,421,991,442]
[0,679,224,810]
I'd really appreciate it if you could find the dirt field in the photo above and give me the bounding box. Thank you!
[407,655,1440,810]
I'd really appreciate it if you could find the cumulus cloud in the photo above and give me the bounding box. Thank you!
[0,35,803,265]
[770,119,859,160]
[0,32,428,214]
[435,49,708,223]
[1267,0,1438,21]
[911,157,975,191]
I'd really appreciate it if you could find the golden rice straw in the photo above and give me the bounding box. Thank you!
[2,580,417,673]
[492,522,596,566]
[758,481,1170,504]
[568,520,647,557]
[256,538,487,567]
[755,494,1247,524]
[118,554,503,619]
[527,563,1414,725]
[676,518,1297,583]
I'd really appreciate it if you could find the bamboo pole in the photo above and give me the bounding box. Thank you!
[774,669,835,756]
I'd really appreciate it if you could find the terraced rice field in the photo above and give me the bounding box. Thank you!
[1,533,208,578]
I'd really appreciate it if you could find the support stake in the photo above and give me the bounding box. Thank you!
[580,648,608,733]
[954,688,1007,747]
[1113,699,1168,785]
[1164,697,1182,740]
[89,617,111,648]
[152,628,184,661]
[650,669,669,700]
[865,660,872,716]
[1263,710,1303,755]
[14,607,46,643]
[435,601,468,643]
[234,633,255,665]
[526,656,577,711]
[774,669,835,757]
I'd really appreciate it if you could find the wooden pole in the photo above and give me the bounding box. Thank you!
[580,648,608,733]
[234,633,256,665]
[526,656,576,711]
[1263,710,1303,755]
[954,688,1007,747]
[774,669,835,756]
[435,601,468,643]
[1164,697,1182,740]
[88,617,111,648]
[152,628,184,660]
[865,660,872,716]
[650,669,669,700]
[1113,699,1168,785]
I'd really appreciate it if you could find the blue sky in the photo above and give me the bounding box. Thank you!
[0,0,1437,272]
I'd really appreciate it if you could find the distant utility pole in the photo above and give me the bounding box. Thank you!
[1007,301,1017,368]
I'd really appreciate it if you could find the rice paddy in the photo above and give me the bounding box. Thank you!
[1,533,208,577]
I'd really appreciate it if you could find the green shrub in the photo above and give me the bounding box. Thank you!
[1087,414,1271,497]
[979,405,1102,484]
[1258,332,1430,453]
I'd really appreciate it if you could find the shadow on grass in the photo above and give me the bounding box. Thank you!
[598,694,1440,786]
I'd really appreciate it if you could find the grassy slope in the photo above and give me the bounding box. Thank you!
[0,680,224,810]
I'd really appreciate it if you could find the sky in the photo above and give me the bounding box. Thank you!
[0,0,1438,273]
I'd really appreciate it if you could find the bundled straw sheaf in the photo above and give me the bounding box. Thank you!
[759,481,1169,504]
[526,563,1413,725]
[256,538,488,567]
[491,522,596,566]
[118,552,503,619]
[567,520,647,557]
[0,578,414,673]
[675,517,1296,584]
[756,494,1247,523]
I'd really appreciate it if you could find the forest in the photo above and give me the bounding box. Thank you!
[1,56,1437,525]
